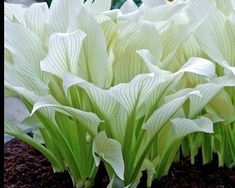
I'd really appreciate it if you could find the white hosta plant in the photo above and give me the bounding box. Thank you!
[4,0,235,187]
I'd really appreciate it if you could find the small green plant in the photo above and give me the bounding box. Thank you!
[4,0,235,187]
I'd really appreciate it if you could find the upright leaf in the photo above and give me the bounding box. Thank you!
[41,30,86,79]
[76,8,108,87]
[195,10,235,67]
[5,21,48,84]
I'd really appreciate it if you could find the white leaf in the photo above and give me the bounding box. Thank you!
[110,73,160,115]
[31,95,100,136]
[143,1,185,22]
[47,0,81,33]
[137,49,164,73]
[93,131,124,180]
[63,73,126,142]
[161,19,204,68]
[5,80,54,121]
[211,76,235,86]
[41,30,86,79]
[171,117,213,139]
[4,2,26,24]
[143,90,201,136]
[5,68,49,100]
[137,57,215,118]
[5,21,48,84]
[25,3,49,38]
[179,57,215,79]
[195,10,235,67]
[205,89,235,122]
[76,8,108,87]
[189,83,222,118]
[215,0,235,16]
[112,21,162,84]
[83,0,111,17]
[63,73,120,119]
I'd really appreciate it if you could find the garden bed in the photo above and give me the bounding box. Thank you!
[5,137,235,188]
[4,0,235,187]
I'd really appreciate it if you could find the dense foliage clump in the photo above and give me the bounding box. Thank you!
[4,0,235,187]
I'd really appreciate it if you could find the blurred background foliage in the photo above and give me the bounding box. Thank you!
[41,0,142,8]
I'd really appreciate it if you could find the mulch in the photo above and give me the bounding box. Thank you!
[4,138,235,188]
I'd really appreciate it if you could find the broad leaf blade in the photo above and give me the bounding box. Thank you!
[171,117,213,139]
[93,131,124,180]
[41,30,86,79]
[25,3,49,39]
[143,90,201,136]
[76,8,108,87]
[5,20,48,84]
[31,95,100,136]
[195,10,235,67]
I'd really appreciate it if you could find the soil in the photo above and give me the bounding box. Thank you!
[4,138,235,188]
[139,153,235,188]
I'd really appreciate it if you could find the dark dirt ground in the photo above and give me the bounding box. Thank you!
[4,138,235,188]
